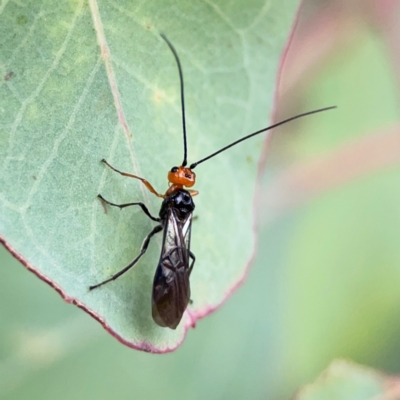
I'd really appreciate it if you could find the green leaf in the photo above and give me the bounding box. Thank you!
[0,0,299,351]
[295,360,388,400]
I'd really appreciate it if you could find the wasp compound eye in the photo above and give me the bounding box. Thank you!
[171,166,178,173]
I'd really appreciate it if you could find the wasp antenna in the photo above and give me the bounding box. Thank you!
[189,106,337,169]
[160,33,188,167]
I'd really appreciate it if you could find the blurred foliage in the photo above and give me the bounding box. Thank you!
[295,360,391,400]
[1,0,400,399]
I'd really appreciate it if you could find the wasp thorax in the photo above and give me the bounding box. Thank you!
[168,166,196,187]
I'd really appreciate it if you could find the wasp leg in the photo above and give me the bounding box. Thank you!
[101,159,165,198]
[188,251,196,276]
[188,190,199,197]
[89,224,163,291]
[97,194,160,222]
[188,252,196,304]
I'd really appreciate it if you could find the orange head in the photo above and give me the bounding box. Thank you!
[168,166,196,188]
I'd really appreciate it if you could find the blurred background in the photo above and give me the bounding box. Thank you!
[1,0,400,398]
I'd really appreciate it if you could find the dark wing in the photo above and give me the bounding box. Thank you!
[152,208,192,329]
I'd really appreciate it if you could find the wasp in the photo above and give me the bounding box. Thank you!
[89,34,336,329]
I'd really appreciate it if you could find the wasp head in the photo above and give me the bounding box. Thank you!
[168,166,196,188]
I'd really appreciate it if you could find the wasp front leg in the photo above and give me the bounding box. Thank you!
[101,159,165,198]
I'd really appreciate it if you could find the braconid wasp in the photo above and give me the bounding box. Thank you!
[89,34,336,329]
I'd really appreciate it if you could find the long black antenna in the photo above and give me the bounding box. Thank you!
[160,34,188,167]
[189,106,337,169]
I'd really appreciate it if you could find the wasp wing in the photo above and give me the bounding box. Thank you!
[152,208,192,329]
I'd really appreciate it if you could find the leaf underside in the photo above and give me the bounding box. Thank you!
[0,0,299,351]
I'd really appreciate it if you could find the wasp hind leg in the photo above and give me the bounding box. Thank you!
[89,224,163,291]
[188,252,196,304]
[188,251,196,275]
[98,194,160,222]
[184,252,196,305]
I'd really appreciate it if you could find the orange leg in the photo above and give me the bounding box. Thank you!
[101,159,165,198]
